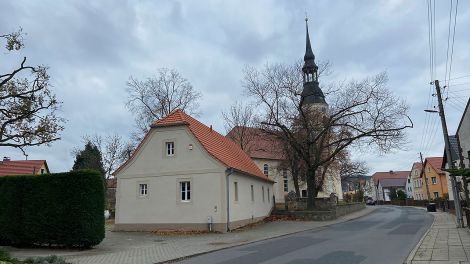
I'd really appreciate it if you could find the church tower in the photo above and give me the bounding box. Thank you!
[300,18,327,112]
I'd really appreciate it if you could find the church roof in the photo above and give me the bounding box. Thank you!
[226,126,285,161]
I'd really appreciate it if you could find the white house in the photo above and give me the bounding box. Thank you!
[114,110,274,232]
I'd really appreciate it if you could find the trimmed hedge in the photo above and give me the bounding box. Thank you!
[0,170,104,248]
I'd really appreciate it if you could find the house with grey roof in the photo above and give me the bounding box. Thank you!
[377,178,407,202]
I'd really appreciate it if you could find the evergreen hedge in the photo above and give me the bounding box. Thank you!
[0,170,104,248]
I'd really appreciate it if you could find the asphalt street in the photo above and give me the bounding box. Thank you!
[178,206,434,264]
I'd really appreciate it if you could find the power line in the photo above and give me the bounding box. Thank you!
[448,74,470,81]
[444,0,453,89]
[446,0,459,98]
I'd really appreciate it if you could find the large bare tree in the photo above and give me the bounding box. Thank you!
[223,101,257,152]
[126,68,202,142]
[0,29,64,154]
[244,62,412,209]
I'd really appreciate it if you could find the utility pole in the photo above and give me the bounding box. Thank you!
[434,80,464,227]
[420,152,431,201]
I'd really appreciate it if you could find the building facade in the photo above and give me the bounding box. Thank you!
[410,162,427,200]
[114,110,274,232]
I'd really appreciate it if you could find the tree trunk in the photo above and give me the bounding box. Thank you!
[306,168,316,210]
[462,177,470,206]
[292,168,301,198]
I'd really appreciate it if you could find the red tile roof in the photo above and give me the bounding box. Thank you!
[226,126,285,160]
[115,110,272,182]
[372,170,410,184]
[425,157,444,174]
[0,160,48,177]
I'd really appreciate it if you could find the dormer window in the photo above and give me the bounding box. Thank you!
[263,164,269,176]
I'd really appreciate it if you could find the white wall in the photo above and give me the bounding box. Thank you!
[228,172,274,224]
[116,126,227,225]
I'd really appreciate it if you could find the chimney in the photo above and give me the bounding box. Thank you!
[389,170,394,174]
[3,157,10,162]
[210,125,213,132]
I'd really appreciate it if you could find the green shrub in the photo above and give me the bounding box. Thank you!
[0,247,11,260]
[0,170,104,248]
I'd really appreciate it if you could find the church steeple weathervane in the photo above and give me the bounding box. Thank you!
[301,17,326,106]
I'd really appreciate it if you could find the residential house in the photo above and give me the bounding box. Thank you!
[114,110,274,232]
[457,98,470,169]
[442,135,462,201]
[405,172,413,199]
[410,162,427,200]
[0,158,49,176]
[372,171,410,202]
[423,157,448,199]
[377,178,407,201]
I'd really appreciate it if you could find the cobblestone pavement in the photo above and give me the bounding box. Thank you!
[407,211,470,264]
[7,207,375,264]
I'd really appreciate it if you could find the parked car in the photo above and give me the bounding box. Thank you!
[365,197,376,205]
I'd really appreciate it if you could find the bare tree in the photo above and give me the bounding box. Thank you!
[223,101,257,151]
[0,29,64,154]
[126,68,202,141]
[80,133,128,179]
[244,62,412,209]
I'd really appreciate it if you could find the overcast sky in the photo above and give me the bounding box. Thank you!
[1,0,470,174]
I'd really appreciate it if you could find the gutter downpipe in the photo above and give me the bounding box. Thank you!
[226,168,234,232]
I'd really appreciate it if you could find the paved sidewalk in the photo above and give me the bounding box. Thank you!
[406,211,470,264]
[7,207,375,264]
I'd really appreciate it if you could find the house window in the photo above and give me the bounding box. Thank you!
[251,185,254,202]
[263,164,269,176]
[408,178,410,183]
[267,188,270,202]
[180,181,190,201]
[262,186,265,202]
[234,182,238,202]
[283,169,288,192]
[428,166,431,172]
[166,142,175,156]
[139,183,148,197]
[40,169,45,174]
[434,192,439,198]
[302,190,307,197]
[431,177,437,184]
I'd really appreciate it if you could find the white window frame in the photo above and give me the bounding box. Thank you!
[263,164,269,176]
[180,181,191,202]
[139,183,148,197]
[283,169,288,192]
[234,182,238,202]
[431,177,437,185]
[166,141,175,156]
[434,192,439,198]
[262,186,265,202]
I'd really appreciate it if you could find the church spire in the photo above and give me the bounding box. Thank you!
[300,17,326,107]
[304,17,315,62]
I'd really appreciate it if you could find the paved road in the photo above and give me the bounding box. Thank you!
[178,206,433,264]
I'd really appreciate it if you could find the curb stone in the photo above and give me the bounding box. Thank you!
[158,206,377,263]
